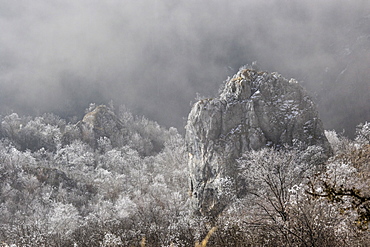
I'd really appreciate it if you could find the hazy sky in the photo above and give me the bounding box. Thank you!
[1,0,369,136]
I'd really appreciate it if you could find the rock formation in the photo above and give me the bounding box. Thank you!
[78,105,126,148]
[185,67,332,216]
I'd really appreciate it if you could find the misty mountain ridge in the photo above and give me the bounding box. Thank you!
[0,67,343,155]
[0,103,170,157]
[0,67,369,246]
[1,0,370,244]
[1,0,370,138]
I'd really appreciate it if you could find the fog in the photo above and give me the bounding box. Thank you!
[0,0,369,136]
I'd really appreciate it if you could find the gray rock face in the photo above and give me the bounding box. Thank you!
[185,68,332,216]
[78,105,125,148]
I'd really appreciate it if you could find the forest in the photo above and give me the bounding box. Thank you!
[0,103,369,246]
[1,1,370,246]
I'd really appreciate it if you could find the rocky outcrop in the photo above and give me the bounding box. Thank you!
[185,68,332,216]
[78,105,126,148]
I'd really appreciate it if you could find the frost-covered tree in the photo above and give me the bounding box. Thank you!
[1,113,22,146]
[238,148,307,222]
[61,123,81,146]
[208,146,364,246]
[307,143,370,231]
[18,117,62,152]
[48,202,80,237]
[4,105,369,246]
[355,122,370,145]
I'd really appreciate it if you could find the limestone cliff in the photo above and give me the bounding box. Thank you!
[185,68,332,216]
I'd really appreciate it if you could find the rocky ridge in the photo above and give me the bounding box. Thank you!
[185,67,332,216]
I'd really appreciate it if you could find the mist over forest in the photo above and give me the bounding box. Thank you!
[1,0,369,136]
[1,2,370,245]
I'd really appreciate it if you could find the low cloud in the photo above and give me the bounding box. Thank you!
[0,0,369,136]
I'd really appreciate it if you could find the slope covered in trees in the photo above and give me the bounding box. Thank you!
[0,105,369,246]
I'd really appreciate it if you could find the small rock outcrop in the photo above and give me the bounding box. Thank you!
[185,68,332,216]
[78,105,126,147]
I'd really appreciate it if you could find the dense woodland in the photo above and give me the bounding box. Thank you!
[0,104,369,246]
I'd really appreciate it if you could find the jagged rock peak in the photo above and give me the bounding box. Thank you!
[185,67,332,217]
[220,69,297,100]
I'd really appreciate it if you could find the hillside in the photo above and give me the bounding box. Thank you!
[0,73,369,246]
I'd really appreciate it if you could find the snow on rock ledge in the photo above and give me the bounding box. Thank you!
[185,68,332,217]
